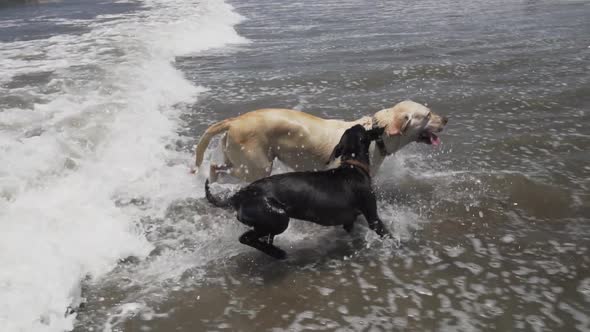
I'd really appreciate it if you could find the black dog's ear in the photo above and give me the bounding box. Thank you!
[327,141,343,164]
[366,126,385,141]
[327,125,365,164]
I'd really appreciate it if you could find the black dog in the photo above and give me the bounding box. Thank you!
[205,124,390,259]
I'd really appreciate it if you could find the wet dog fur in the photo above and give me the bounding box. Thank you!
[205,125,389,259]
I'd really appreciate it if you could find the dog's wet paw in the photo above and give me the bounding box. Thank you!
[343,223,354,233]
[380,231,393,240]
[268,247,287,260]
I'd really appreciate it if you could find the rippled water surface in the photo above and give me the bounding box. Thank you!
[1,0,589,331]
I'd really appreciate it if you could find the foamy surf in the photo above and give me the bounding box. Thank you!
[0,0,246,331]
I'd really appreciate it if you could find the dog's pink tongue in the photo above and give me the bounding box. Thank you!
[430,134,441,146]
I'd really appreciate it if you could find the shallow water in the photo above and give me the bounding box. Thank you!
[1,0,589,331]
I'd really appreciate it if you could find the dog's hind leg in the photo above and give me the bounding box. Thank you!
[239,229,286,259]
[225,140,274,182]
[237,199,289,259]
[262,234,275,244]
[209,163,232,182]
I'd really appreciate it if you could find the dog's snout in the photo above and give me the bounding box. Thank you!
[442,116,449,125]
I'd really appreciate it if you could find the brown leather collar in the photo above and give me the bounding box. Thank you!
[342,159,371,177]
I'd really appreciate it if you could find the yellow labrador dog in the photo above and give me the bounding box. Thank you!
[194,100,448,182]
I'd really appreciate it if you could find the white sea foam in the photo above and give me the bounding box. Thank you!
[0,0,246,331]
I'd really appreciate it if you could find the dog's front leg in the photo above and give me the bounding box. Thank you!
[361,196,391,238]
[343,223,354,233]
[367,218,390,238]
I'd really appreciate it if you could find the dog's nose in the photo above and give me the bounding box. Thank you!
[442,116,449,125]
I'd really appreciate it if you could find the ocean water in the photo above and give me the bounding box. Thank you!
[0,0,245,330]
[1,0,589,331]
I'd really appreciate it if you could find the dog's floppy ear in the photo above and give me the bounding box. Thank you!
[366,126,385,141]
[387,114,411,136]
[327,125,364,163]
[327,141,344,163]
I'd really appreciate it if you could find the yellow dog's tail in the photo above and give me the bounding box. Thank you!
[193,118,233,171]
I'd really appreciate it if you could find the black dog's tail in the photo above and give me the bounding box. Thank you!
[205,179,234,208]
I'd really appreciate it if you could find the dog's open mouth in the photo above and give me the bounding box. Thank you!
[417,131,441,146]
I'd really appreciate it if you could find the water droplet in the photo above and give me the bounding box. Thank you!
[501,235,515,243]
